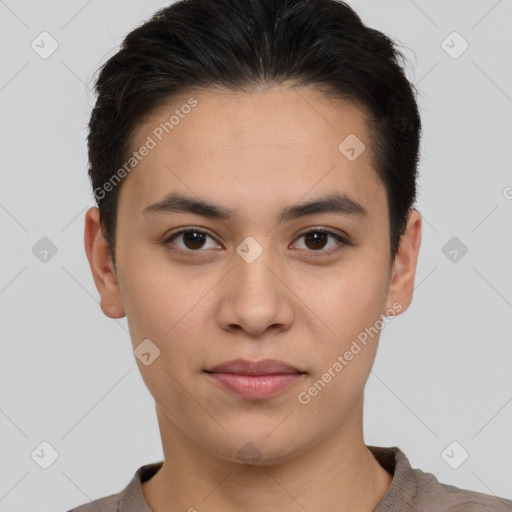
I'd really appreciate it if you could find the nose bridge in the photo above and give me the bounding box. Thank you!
[233,235,279,300]
[221,235,292,335]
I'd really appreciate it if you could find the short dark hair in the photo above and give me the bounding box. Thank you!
[88,0,421,266]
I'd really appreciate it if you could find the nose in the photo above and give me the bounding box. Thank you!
[216,243,295,338]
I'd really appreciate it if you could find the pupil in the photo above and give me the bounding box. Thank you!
[185,231,205,249]
[307,231,326,250]
[181,231,328,251]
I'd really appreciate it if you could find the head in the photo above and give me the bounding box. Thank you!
[85,0,422,464]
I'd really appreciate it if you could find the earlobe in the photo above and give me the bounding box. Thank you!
[84,206,126,319]
[385,208,422,314]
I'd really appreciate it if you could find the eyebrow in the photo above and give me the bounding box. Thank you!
[141,191,368,222]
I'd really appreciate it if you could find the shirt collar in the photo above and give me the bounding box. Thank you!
[117,446,417,511]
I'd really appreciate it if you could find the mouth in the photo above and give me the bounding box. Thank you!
[204,359,306,400]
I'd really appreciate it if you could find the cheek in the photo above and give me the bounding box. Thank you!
[117,250,209,376]
[119,261,203,407]
[296,279,385,416]
[299,257,389,392]
[303,257,388,337]
[117,246,179,343]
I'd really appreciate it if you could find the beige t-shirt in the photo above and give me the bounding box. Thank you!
[67,446,512,511]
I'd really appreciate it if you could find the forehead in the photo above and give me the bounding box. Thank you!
[136,84,370,157]
[120,85,386,222]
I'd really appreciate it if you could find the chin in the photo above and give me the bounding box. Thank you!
[202,430,311,467]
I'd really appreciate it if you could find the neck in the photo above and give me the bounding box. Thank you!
[142,400,392,512]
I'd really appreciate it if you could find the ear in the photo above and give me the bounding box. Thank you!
[385,208,422,315]
[84,206,125,318]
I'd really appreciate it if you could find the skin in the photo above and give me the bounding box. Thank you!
[84,84,422,511]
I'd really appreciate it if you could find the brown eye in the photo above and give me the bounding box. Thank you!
[163,227,348,257]
[293,229,347,253]
[304,231,328,250]
[181,231,207,250]
[165,228,221,254]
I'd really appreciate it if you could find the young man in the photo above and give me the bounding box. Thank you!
[70,0,512,510]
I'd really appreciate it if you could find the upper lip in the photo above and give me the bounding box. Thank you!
[205,358,304,375]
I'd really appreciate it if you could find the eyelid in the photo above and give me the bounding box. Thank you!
[163,226,222,254]
[290,227,349,255]
[294,225,349,241]
[163,226,349,255]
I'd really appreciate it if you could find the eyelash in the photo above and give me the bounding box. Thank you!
[163,227,349,257]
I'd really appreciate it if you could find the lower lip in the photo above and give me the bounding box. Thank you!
[206,372,304,400]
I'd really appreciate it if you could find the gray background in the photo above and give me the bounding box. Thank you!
[0,0,511,510]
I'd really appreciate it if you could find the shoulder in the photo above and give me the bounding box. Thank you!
[66,491,120,512]
[411,462,512,511]
[369,446,512,511]
[66,461,163,512]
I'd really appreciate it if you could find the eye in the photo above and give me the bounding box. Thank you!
[164,228,221,255]
[292,229,348,254]
[163,227,349,256]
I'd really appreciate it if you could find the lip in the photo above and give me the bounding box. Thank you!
[206,358,303,375]
[204,359,306,400]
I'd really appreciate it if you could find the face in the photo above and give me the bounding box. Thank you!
[85,84,421,465]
